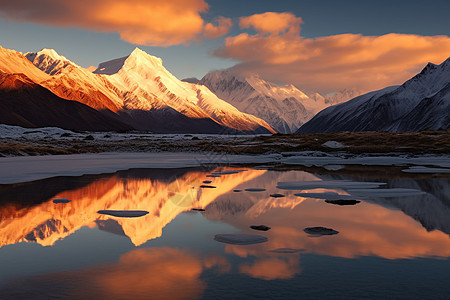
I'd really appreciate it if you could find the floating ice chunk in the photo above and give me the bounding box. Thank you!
[402,166,450,173]
[97,210,149,217]
[347,188,426,197]
[278,180,385,190]
[210,170,247,176]
[323,165,345,171]
[53,198,71,204]
[304,227,339,236]
[245,188,266,192]
[214,234,268,245]
[294,192,357,200]
[322,141,345,149]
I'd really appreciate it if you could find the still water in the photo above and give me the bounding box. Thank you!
[0,165,449,299]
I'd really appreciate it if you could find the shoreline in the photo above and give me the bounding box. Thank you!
[1,150,449,185]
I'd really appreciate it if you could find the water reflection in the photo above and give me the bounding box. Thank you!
[0,166,449,299]
[1,247,206,300]
[0,167,265,247]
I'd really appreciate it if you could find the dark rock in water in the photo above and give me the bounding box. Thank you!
[270,193,285,198]
[214,234,268,245]
[269,248,301,254]
[53,198,71,204]
[245,188,266,192]
[84,135,94,140]
[191,208,205,212]
[304,226,339,236]
[200,185,216,188]
[250,225,271,231]
[325,199,360,206]
[233,189,242,192]
[203,180,212,184]
[206,174,221,178]
[97,210,149,218]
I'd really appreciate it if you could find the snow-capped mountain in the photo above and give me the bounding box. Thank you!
[199,70,329,133]
[16,46,275,133]
[298,58,450,133]
[93,48,275,133]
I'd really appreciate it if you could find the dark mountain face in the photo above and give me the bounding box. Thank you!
[0,72,132,132]
[297,58,450,133]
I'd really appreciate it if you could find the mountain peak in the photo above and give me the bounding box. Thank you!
[94,48,164,75]
[38,48,65,61]
[128,47,163,66]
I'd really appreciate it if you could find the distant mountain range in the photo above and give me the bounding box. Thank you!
[198,70,356,133]
[1,44,447,134]
[297,58,450,133]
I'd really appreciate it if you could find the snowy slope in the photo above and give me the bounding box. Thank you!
[25,49,124,112]
[0,46,50,83]
[199,70,328,133]
[94,48,275,133]
[298,58,450,133]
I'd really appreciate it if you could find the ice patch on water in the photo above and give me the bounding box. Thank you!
[214,234,268,245]
[347,188,426,197]
[402,166,450,173]
[277,180,385,190]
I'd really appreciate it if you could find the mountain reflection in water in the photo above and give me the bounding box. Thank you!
[0,166,449,299]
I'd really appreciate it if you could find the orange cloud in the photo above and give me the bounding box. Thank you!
[239,12,302,35]
[215,12,450,93]
[204,17,233,39]
[239,256,301,280]
[0,0,228,46]
[0,247,206,299]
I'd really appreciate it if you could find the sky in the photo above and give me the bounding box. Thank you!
[1,0,450,94]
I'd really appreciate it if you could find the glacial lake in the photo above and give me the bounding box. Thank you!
[0,165,449,299]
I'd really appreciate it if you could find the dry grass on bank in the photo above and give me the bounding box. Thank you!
[0,131,448,156]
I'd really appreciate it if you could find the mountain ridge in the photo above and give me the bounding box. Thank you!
[198,69,352,133]
[1,46,275,134]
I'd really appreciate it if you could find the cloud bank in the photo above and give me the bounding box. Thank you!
[215,12,450,93]
[0,0,232,47]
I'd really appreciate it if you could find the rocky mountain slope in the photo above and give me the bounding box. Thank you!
[297,58,450,133]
